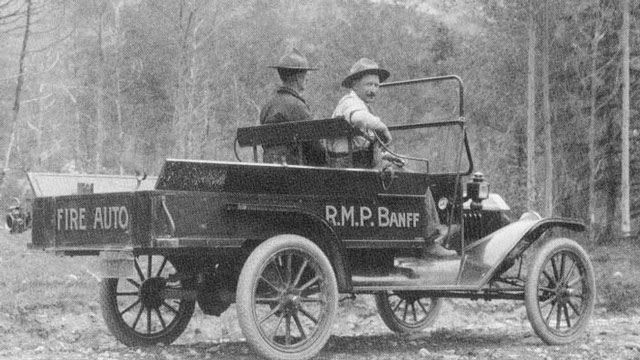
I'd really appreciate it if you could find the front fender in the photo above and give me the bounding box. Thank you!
[457,214,584,287]
[226,203,352,292]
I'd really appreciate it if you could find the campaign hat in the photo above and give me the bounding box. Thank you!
[341,58,390,88]
[268,48,317,71]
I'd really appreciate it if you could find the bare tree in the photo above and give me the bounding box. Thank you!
[2,0,31,187]
[588,3,602,242]
[0,0,24,27]
[93,2,107,172]
[113,0,124,174]
[526,0,537,211]
[621,0,631,237]
[542,0,553,217]
[168,0,221,159]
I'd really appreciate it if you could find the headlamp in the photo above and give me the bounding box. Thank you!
[466,172,490,202]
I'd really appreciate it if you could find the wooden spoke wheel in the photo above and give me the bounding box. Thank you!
[99,255,195,346]
[375,291,441,334]
[525,238,596,345]
[237,235,338,360]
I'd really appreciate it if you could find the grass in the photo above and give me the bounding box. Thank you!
[586,237,640,313]
[3,230,640,316]
[0,231,96,312]
[0,230,105,351]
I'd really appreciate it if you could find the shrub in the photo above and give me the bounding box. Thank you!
[597,275,640,313]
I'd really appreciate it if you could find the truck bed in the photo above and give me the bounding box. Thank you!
[30,159,458,255]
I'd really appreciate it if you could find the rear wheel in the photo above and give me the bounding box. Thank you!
[99,255,195,346]
[375,291,441,334]
[525,238,595,345]
[237,235,338,360]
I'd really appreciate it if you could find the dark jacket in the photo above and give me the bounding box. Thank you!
[259,87,325,165]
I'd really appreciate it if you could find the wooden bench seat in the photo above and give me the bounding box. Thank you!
[236,117,363,163]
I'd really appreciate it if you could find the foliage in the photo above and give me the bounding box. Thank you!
[589,238,640,312]
[598,277,640,312]
[0,0,638,231]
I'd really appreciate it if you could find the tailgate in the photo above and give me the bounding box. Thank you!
[31,191,153,253]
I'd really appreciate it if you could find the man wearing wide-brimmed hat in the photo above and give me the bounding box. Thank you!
[329,58,455,256]
[260,48,324,165]
[327,58,393,169]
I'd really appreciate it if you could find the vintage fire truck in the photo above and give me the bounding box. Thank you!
[29,76,595,360]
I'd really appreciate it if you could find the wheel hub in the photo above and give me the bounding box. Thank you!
[139,277,166,309]
[279,288,301,315]
[556,284,574,304]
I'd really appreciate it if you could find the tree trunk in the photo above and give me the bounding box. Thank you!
[36,84,45,167]
[1,0,32,186]
[621,0,631,237]
[526,0,537,211]
[603,117,617,243]
[113,0,126,175]
[542,0,553,217]
[95,11,107,173]
[588,8,602,243]
[172,0,192,159]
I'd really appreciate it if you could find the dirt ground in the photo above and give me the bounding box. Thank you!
[2,297,640,360]
[2,232,640,360]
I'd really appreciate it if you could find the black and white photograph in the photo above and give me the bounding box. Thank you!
[0,0,639,359]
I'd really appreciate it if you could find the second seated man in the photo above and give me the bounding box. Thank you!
[260,48,325,166]
[326,58,393,169]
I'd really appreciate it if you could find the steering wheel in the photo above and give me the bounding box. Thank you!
[374,132,430,173]
[381,151,406,168]
[373,132,406,168]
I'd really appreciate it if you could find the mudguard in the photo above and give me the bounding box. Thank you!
[226,203,352,292]
[457,212,584,287]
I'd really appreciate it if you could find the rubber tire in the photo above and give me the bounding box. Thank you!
[375,291,442,334]
[237,234,338,360]
[525,238,596,345]
[99,257,196,346]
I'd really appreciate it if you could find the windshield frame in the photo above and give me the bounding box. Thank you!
[380,75,472,176]
[387,120,473,176]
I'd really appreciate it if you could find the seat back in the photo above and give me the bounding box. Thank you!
[236,117,361,162]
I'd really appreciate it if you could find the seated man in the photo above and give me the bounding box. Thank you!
[260,48,325,166]
[326,58,392,169]
[329,58,455,257]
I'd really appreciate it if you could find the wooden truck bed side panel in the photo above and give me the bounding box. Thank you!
[31,161,462,252]
[31,191,153,251]
[156,160,453,243]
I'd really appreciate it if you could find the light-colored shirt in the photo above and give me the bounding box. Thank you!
[327,91,375,153]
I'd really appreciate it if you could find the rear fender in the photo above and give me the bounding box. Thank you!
[226,203,351,292]
[458,212,584,287]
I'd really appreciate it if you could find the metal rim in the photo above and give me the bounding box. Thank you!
[113,255,190,339]
[534,250,591,336]
[250,248,331,352]
[382,291,440,329]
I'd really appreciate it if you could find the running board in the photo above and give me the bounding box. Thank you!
[351,257,462,291]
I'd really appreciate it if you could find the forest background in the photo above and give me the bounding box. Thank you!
[0,0,638,242]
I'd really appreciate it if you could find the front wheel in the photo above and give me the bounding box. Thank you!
[99,255,195,346]
[525,238,595,345]
[237,235,338,360]
[375,291,441,334]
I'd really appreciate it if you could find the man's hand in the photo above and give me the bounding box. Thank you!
[381,151,406,167]
[377,128,392,144]
[351,112,392,144]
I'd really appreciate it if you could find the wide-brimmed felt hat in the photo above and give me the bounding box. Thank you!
[268,48,318,71]
[341,58,390,88]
